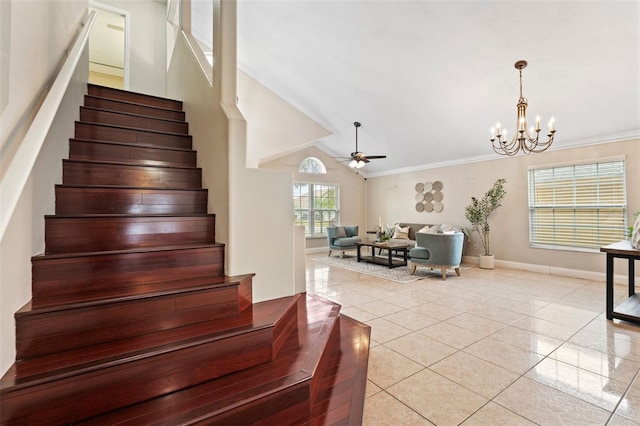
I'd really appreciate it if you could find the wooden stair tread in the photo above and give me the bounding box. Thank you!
[77,295,361,425]
[76,120,190,138]
[87,84,183,111]
[63,158,200,171]
[54,186,208,215]
[70,138,195,153]
[79,107,188,135]
[2,295,297,390]
[55,183,208,192]
[44,213,215,219]
[62,160,203,188]
[32,242,224,260]
[84,95,185,118]
[80,106,187,125]
[21,274,251,312]
[74,121,192,151]
[69,139,197,168]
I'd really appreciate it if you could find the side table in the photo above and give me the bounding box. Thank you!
[601,240,640,324]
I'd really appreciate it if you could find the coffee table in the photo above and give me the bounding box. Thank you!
[356,241,411,269]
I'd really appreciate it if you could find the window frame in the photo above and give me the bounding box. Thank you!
[293,182,340,237]
[299,157,327,174]
[528,157,627,253]
[180,0,215,85]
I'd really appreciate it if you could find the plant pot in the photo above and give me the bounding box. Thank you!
[479,254,495,269]
[631,216,640,249]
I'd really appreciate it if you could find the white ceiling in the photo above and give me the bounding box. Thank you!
[237,0,640,176]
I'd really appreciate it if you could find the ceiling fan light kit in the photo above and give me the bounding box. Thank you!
[349,121,386,168]
[490,60,556,156]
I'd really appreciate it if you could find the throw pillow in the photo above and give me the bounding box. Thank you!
[440,224,455,233]
[335,226,347,238]
[392,226,410,239]
[418,225,431,233]
[426,225,441,234]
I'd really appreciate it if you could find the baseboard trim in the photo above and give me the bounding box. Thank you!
[306,246,330,255]
[462,256,638,285]
[307,251,638,285]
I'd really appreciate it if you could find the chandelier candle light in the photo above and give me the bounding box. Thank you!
[491,60,556,156]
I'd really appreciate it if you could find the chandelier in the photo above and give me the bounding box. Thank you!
[490,60,556,156]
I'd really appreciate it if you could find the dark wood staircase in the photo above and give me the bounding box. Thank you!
[0,84,370,425]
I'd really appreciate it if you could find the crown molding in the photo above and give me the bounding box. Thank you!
[364,131,640,178]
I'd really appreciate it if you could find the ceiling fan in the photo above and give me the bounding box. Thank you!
[348,122,387,168]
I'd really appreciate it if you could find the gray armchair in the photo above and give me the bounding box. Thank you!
[327,225,361,258]
[409,232,464,280]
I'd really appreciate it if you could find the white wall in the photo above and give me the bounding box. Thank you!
[367,139,640,281]
[237,70,332,168]
[261,145,367,251]
[167,1,296,302]
[221,1,296,301]
[0,0,86,153]
[0,0,88,376]
[98,0,166,97]
[166,32,229,247]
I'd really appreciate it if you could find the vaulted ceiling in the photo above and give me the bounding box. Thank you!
[237,1,640,176]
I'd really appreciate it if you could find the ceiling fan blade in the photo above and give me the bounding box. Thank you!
[364,155,387,159]
[361,158,370,163]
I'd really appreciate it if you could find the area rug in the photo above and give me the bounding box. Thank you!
[311,255,428,283]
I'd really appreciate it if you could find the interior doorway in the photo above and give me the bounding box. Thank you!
[88,1,129,90]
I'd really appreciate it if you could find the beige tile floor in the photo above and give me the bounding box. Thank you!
[305,255,640,425]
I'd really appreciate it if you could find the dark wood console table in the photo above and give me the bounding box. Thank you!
[601,241,640,324]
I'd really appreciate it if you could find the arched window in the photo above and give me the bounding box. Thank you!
[295,158,336,236]
[299,157,326,174]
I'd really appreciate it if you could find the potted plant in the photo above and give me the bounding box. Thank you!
[629,210,640,249]
[465,178,507,269]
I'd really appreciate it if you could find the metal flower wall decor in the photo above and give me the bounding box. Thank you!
[415,181,443,213]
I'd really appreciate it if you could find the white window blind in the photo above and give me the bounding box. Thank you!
[528,160,626,251]
[293,183,339,236]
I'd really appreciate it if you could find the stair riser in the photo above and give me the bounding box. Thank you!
[32,247,224,306]
[272,300,299,357]
[16,287,240,359]
[197,382,311,425]
[309,318,341,405]
[84,96,185,121]
[310,316,371,424]
[238,274,252,311]
[45,216,215,254]
[75,122,192,150]
[69,140,197,167]
[80,107,189,134]
[88,85,183,111]
[55,187,208,215]
[2,330,274,425]
[63,161,202,188]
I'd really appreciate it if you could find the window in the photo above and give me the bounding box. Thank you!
[528,159,626,251]
[293,183,339,236]
[190,0,213,65]
[181,0,214,85]
[299,157,326,174]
